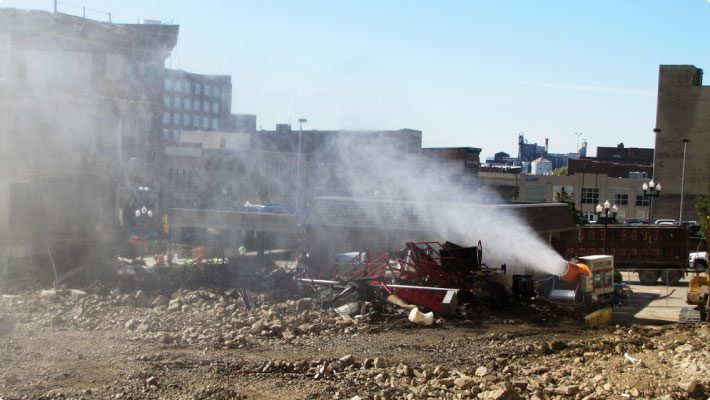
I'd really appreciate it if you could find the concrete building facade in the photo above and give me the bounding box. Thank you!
[654,65,710,222]
[518,172,654,223]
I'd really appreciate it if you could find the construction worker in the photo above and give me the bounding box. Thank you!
[238,244,247,257]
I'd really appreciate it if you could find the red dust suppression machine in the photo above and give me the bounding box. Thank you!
[548,255,616,308]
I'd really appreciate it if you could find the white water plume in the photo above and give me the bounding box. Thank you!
[313,133,570,276]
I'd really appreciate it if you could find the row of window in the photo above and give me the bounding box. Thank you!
[162,128,181,143]
[162,112,220,130]
[163,96,221,114]
[526,185,653,207]
[164,77,223,98]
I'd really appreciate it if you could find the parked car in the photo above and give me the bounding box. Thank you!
[235,204,265,213]
[262,203,295,214]
[689,251,708,270]
[654,219,677,225]
[623,218,648,225]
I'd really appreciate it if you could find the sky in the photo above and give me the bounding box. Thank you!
[3,0,710,159]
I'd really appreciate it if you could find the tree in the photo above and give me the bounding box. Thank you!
[553,166,568,176]
[555,190,586,225]
[695,185,710,237]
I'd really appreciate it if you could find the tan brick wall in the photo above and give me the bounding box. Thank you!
[654,65,710,197]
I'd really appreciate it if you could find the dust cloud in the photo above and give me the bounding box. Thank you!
[309,133,568,276]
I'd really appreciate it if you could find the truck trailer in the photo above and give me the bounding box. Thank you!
[555,225,705,285]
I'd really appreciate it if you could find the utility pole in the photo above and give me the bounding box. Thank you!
[679,139,689,223]
[296,118,307,213]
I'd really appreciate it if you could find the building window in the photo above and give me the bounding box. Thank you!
[524,185,546,202]
[165,77,173,91]
[607,187,629,206]
[184,98,191,110]
[214,87,221,97]
[193,100,200,111]
[193,115,200,128]
[616,209,626,221]
[184,81,191,93]
[202,117,209,129]
[408,143,418,154]
[162,112,170,125]
[584,212,598,223]
[144,65,157,83]
[183,114,190,126]
[205,85,211,97]
[553,185,574,202]
[203,101,209,112]
[174,97,182,108]
[162,128,170,141]
[163,95,171,108]
[173,113,180,124]
[212,102,219,114]
[635,194,650,206]
[172,130,180,143]
[581,187,599,204]
[212,118,219,130]
[195,83,202,95]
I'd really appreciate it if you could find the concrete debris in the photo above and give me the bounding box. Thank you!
[408,307,434,326]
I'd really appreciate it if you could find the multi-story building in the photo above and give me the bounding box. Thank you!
[419,147,481,187]
[480,157,657,222]
[225,114,257,134]
[654,65,710,222]
[252,126,423,207]
[596,144,653,165]
[519,173,654,223]
[160,131,297,211]
[161,69,232,144]
[0,8,178,273]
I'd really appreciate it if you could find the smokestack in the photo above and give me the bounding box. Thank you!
[545,138,549,155]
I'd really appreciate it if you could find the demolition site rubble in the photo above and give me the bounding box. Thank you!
[0,282,709,399]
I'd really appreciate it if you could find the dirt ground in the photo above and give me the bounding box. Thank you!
[0,287,708,400]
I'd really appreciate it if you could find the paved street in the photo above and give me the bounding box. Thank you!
[613,271,695,324]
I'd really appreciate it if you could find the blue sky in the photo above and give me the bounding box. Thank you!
[3,0,710,159]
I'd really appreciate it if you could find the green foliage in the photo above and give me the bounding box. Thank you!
[695,185,710,237]
[555,190,587,225]
[553,166,568,176]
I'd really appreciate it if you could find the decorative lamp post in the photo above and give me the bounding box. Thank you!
[596,200,618,254]
[642,180,661,223]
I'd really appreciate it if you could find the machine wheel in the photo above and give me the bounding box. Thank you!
[660,270,683,285]
[638,270,660,285]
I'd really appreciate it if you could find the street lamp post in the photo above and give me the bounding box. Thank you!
[295,118,307,214]
[679,139,689,223]
[642,180,661,223]
[596,200,618,255]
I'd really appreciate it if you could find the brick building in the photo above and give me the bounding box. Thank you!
[419,147,481,187]
[252,126,423,208]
